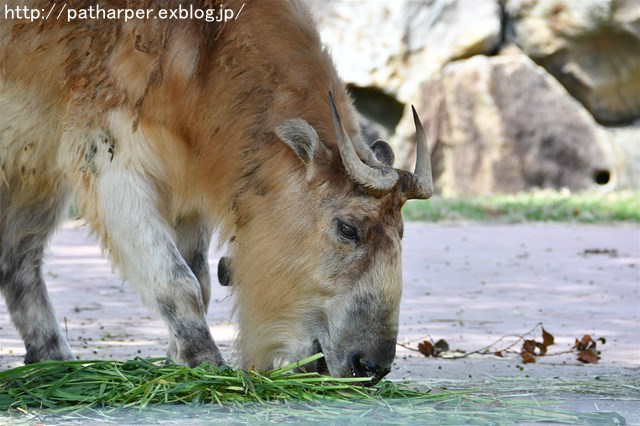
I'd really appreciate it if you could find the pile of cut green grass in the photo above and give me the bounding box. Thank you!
[0,354,627,424]
[403,190,640,223]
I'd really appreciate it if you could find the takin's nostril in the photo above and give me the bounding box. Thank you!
[348,352,387,380]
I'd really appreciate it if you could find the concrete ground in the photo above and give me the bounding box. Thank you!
[1,222,638,402]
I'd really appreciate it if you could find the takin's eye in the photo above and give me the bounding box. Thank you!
[337,219,359,242]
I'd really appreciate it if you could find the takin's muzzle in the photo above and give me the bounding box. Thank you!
[347,345,394,385]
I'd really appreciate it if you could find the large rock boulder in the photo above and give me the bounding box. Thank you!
[606,124,640,190]
[397,54,615,196]
[306,0,502,103]
[506,0,640,124]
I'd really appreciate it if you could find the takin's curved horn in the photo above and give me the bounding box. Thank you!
[329,92,398,193]
[401,106,434,200]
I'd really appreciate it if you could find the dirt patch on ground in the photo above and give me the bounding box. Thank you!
[1,222,638,381]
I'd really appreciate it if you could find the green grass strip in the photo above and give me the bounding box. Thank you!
[403,190,640,223]
[0,356,628,425]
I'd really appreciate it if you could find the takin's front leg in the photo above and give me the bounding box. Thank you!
[72,128,224,367]
[168,215,213,360]
[0,181,75,364]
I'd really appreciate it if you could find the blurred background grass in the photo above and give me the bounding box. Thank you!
[403,190,640,223]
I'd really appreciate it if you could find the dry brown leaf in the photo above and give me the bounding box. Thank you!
[572,334,605,363]
[521,351,536,363]
[434,339,449,354]
[417,338,449,357]
[578,348,600,364]
[522,339,537,355]
[575,335,593,351]
[536,342,548,356]
[542,328,555,347]
[418,340,435,357]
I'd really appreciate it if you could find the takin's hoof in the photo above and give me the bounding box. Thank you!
[167,340,226,368]
[24,336,76,364]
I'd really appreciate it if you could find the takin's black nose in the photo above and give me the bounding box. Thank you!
[348,352,391,385]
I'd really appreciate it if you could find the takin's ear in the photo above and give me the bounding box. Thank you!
[275,118,321,166]
[371,139,395,167]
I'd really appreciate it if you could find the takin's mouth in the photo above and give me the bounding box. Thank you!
[311,340,388,386]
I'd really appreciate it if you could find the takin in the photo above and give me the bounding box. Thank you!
[0,0,432,383]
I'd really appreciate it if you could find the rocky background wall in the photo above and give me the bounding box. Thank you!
[306,0,639,196]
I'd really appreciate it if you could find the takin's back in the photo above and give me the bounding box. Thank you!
[0,0,356,216]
